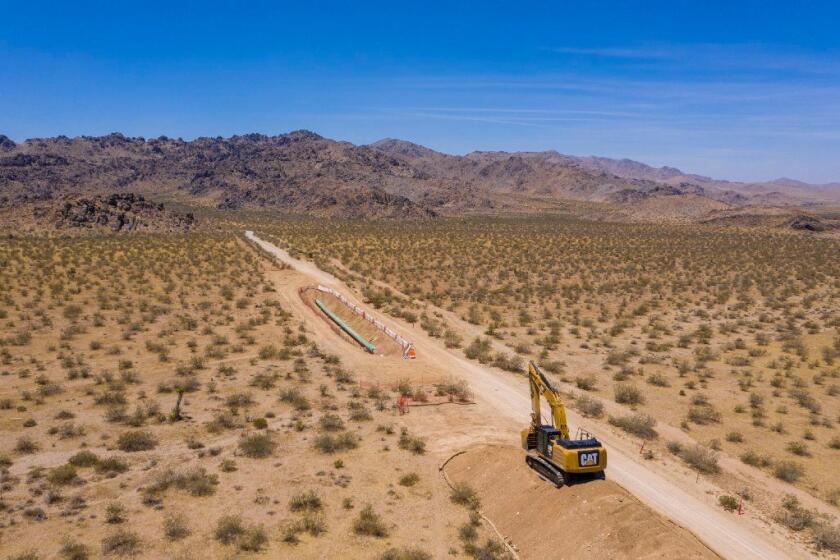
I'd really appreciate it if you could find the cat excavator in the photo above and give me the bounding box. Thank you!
[521,360,607,486]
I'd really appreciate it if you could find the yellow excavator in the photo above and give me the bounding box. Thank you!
[521,360,607,486]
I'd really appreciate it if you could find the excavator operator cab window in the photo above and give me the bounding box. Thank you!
[536,425,560,457]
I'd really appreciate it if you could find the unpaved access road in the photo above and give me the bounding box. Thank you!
[245,230,809,560]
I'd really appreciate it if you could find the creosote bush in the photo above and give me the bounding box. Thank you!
[450,482,480,509]
[608,413,657,439]
[399,472,420,487]
[313,432,358,454]
[353,504,389,537]
[101,530,141,556]
[379,548,432,560]
[238,432,276,458]
[575,394,604,418]
[116,430,157,452]
[774,460,804,483]
[614,384,644,406]
[289,490,323,512]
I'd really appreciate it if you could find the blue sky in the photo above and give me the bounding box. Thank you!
[2,1,839,183]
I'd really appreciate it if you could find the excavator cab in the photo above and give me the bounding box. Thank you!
[522,361,607,486]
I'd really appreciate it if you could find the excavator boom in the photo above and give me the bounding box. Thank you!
[528,361,570,439]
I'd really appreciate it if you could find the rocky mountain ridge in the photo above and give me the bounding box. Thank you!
[1,131,837,223]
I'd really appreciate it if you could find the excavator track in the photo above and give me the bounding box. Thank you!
[526,453,565,487]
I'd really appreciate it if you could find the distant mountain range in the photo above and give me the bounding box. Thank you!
[0,131,837,226]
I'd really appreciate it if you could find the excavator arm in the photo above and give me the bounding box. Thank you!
[527,361,570,440]
[523,360,606,485]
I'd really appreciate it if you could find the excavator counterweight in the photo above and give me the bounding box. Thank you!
[522,361,606,486]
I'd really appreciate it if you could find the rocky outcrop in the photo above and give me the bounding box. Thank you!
[1,193,195,234]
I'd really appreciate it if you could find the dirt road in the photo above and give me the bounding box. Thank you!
[244,230,808,560]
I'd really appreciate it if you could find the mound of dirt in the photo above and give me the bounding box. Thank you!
[445,445,717,560]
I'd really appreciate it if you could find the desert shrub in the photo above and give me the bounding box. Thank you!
[464,338,492,363]
[647,373,670,387]
[348,401,373,421]
[59,539,89,560]
[443,330,462,349]
[687,405,721,425]
[574,375,597,391]
[718,495,739,512]
[319,413,344,432]
[786,441,810,457]
[679,444,720,474]
[608,413,657,439]
[96,456,129,475]
[282,512,327,542]
[379,547,433,560]
[813,522,840,552]
[468,539,507,559]
[7,551,42,560]
[280,388,310,411]
[314,432,358,454]
[399,472,420,487]
[54,422,85,439]
[238,526,269,552]
[214,514,245,544]
[105,502,126,524]
[394,378,412,396]
[725,431,744,443]
[48,464,79,486]
[492,352,524,372]
[163,513,190,540]
[575,394,604,418]
[252,417,268,429]
[398,429,426,455]
[225,392,254,409]
[353,505,389,537]
[15,436,39,454]
[450,482,480,509]
[532,358,561,374]
[116,430,157,452]
[101,530,140,556]
[250,373,278,390]
[289,490,322,512]
[434,378,472,402]
[206,411,241,433]
[239,433,276,458]
[775,495,813,531]
[68,450,99,468]
[774,460,804,483]
[614,384,644,406]
[739,450,771,468]
[145,467,219,498]
[459,522,478,543]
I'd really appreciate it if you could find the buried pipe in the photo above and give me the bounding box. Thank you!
[315,298,376,354]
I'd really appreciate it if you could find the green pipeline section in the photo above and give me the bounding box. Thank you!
[315,298,376,354]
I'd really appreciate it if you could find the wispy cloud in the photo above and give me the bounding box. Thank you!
[546,42,840,77]
[545,45,677,60]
